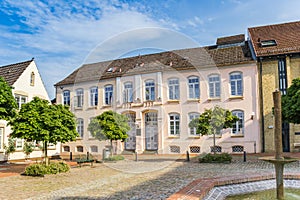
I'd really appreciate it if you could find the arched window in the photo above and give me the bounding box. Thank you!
[232,110,244,134]
[90,87,98,106]
[188,112,200,135]
[208,74,221,98]
[168,78,179,100]
[77,118,84,138]
[104,85,113,105]
[169,113,180,135]
[230,72,243,96]
[30,72,35,86]
[188,76,200,99]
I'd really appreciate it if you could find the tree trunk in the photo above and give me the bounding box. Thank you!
[44,141,49,165]
[213,129,216,155]
[110,140,113,156]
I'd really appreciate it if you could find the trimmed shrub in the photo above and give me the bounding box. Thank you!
[24,162,70,176]
[199,153,232,163]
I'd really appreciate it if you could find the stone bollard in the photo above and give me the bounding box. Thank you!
[70,152,72,161]
[186,151,190,162]
[243,151,246,162]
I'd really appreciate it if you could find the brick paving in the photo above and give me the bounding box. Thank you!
[0,153,299,200]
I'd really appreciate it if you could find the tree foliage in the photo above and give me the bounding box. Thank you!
[0,76,17,121]
[189,106,239,135]
[282,78,300,124]
[88,110,130,142]
[10,97,78,161]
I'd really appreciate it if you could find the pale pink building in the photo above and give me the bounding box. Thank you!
[56,34,260,155]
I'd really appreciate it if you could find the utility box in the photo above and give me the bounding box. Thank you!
[102,148,110,160]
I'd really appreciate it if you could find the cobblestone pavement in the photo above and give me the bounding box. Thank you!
[0,154,299,200]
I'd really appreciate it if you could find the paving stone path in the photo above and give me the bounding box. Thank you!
[0,154,299,200]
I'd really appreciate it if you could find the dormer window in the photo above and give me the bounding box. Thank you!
[260,40,277,47]
[30,72,35,86]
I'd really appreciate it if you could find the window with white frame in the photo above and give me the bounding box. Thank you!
[230,72,243,96]
[232,110,244,134]
[188,76,200,99]
[63,90,70,106]
[189,112,200,135]
[75,89,84,107]
[104,85,113,105]
[169,113,180,135]
[77,118,84,138]
[208,74,221,98]
[123,82,133,103]
[0,127,3,149]
[15,94,27,109]
[145,80,155,101]
[90,87,98,106]
[168,78,180,100]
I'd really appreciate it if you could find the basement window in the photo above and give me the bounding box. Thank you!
[260,40,277,47]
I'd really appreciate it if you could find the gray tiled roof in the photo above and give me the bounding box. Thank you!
[248,21,300,57]
[0,59,33,85]
[55,39,253,86]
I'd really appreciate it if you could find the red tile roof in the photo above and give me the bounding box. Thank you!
[0,59,33,85]
[55,40,253,86]
[248,21,300,57]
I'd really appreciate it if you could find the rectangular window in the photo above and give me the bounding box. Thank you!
[63,90,70,106]
[168,79,180,100]
[169,114,180,135]
[0,127,3,149]
[209,75,221,98]
[124,82,133,103]
[232,111,244,134]
[278,58,287,95]
[230,72,243,96]
[77,118,84,138]
[76,89,84,107]
[105,85,113,105]
[90,87,98,106]
[145,80,155,101]
[188,77,200,99]
[15,95,27,109]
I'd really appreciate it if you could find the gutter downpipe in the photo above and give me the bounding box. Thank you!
[259,57,265,152]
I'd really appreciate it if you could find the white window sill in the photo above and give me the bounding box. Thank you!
[229,96,244,100]
[168,135,180,139]
[231,134,244,137]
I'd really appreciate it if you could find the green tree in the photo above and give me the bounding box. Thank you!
[23,141,34,160]
[88,110,130,155]
[189,106,238,153]
[10,97,78,164]
[282,78,300,124]
[4,137,16,160]
[0,76,17,121]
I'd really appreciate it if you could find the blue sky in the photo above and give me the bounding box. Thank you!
[1,0,300,99]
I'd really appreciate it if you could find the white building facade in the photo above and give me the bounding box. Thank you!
[0,59,60,161]
[56,35,261,156]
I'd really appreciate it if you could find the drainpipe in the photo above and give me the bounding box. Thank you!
[258,57,265,152]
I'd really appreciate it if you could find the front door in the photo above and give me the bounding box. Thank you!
[282,122,290,152]
[125,113,136,150]
[145,112,158,150]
